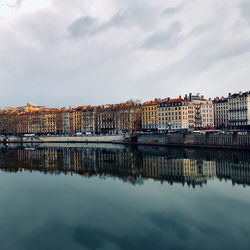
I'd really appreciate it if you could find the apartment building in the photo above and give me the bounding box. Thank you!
[82,107,97,134]
[141,101,158,131]
[185,93,214,129]
[157,97,188,131]
[62,111,73,134]
[228,91,250,129]
[96,105,118,134]
[73,106,88,133]
[128,105,141,133]
[17,113,29,134]
[213,97,229,128]
[95,104,141,134]
[29,112,57,134]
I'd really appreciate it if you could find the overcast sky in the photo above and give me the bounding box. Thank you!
[0,0,249,108]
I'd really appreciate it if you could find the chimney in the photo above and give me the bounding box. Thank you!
[239,91,242,95]
[201,95,204,99]
[228,93,231,97]
[179,95,182,99]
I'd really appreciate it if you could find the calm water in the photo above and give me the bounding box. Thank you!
[0,143,250,250]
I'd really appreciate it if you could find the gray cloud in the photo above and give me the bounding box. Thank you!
[0,0,249,107]
[162,1,188,16]
[68,16,99,38]
[187,22,215,37]
[141,21,183,50]
[68,6,158,39]
[239,1,250,24]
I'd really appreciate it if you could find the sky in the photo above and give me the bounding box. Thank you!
[0,0,250,108]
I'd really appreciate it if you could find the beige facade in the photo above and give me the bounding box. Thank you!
[157,97,189,131]
[29,112,57,134]
[96,104,141,134]
[185,93,214,129]
[73,106,87,133]
[72,104,141,135]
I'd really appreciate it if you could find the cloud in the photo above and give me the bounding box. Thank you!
[239,0,250,24]
[162,1,187,16]
[141,21,183,50]
[0,0,24,9]
[68,6,159,39]
[68,16,99,38]
[0,0,250,107]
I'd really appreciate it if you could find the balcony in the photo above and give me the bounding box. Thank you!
[229,118,248,122]
[229,108,247,112]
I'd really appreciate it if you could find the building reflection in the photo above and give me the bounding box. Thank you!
[0,144,249,187]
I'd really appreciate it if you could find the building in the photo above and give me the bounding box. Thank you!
[141,100,158,131]
[185,93,214,129]
[73,106,87,133]
[157,96,189,131]
[29,112,57,134]
[228,91,250,129]
[62,111,73,134]
[213,97,229,128]
[96,105,118,134]
[17,113,29,134]
[82,107,98,134]
[96,103,141,134]
[55,110,64,135]
[15,103,46,113]
[128,105,141,133]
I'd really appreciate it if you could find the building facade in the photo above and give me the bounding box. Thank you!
[228,91,250,129]
[157,97,189,131]
[213,97,229,128]
[185,93,214,129]
[82,107,97,134]
[29,112,57,134]
[141,101,158,130]
[63,111,73,134]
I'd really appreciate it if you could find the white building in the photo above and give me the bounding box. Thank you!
[228,91,250,129]
[213,97,229,128]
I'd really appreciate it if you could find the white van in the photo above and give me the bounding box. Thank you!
[24,134,35,137]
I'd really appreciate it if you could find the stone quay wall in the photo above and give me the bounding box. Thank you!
[0,135,128,143]
[0,133,250,149]
[137,133,250,148]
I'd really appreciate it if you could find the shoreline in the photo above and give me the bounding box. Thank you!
[0,133,250,150]
[1,140,250,150]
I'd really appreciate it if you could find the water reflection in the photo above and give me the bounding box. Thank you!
[0,143,249,188]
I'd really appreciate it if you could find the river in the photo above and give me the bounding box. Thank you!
[0,143,249,250]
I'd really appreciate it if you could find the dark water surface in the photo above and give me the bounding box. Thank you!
[0,143,250,250]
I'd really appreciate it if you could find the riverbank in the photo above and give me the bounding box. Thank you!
[0,133,250,149]
[133,133,250,150]
[0,134,129,143]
